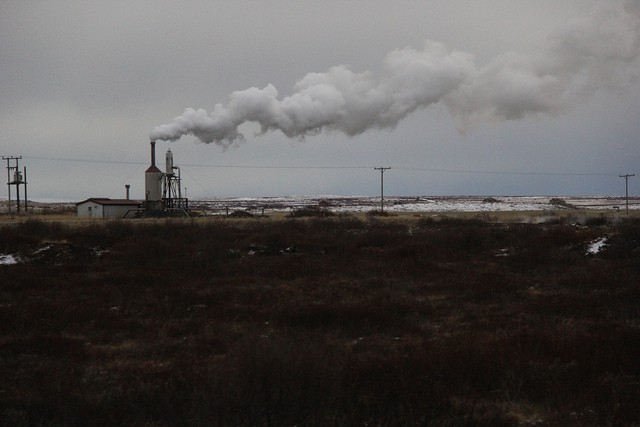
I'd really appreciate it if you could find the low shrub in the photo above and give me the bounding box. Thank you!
[1,216,639,426]
[288,206,333,217]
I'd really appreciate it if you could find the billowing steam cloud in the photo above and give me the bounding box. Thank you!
[150,0,640,145]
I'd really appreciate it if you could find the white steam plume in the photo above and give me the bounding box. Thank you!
[150,0,640,145]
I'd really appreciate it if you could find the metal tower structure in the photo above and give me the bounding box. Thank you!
[3,156,28,214]
[162,149,188,211]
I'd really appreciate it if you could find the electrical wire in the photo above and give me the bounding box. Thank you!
[25,155,145,166]
[23,155,627,177]
[393,167,620,177]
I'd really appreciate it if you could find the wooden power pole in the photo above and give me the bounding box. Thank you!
[374,167,390,213]
[620,173,635,215]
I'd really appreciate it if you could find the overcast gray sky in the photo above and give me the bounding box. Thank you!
[1,0,639,201]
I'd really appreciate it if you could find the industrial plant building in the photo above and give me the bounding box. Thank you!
[76,140,188,218]
[144,140,188,214]
[76,198,143,218]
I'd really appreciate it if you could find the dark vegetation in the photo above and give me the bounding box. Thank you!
[1,216,640,426]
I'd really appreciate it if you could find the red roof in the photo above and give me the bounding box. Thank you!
[76,198,143,206]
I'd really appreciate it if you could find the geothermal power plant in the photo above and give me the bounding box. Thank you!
[144,140,188,215]
[76,141,189,218]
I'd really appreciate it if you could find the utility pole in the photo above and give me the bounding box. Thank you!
[23,167,27,213]
[620,173,635,215]
[3,155,27,214]
[374,167,390,213]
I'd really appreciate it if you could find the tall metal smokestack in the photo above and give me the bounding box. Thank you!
[150,140,157,167]
[145,140,163,211]
[125,184,130,200]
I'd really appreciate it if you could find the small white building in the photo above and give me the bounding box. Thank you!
[76,198,143,218]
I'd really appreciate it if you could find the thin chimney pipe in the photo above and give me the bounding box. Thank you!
[150,140,157,167]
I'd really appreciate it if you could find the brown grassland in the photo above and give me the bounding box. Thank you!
[1,210,639,426]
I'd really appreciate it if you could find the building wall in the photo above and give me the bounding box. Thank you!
[77,202,104,218]
[103,205,138,218]
[77,202,139,218]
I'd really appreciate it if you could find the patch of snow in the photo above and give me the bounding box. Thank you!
[33,245,53,255]
[586,237,608,255]
[197,195,638,215]
[494,248,511,257]
[92,247,109,257]
[0,254,20,265]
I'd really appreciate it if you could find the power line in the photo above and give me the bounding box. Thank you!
[190,164,373,170]
[24,156,371,170]
[23,155,628,177]
[394,166,619,177]
[25,155,145,166]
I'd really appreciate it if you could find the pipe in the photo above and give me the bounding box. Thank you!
[150,140,156,167]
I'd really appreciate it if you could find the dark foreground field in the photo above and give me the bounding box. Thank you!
[1,215,640,426]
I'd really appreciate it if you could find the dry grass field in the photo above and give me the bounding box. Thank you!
[1,211,639,426]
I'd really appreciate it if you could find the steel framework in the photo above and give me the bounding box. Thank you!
[3,156,28,214]
[162,166,188,211]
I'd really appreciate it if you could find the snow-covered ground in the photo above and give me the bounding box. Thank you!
[1,195,637,215]
[191,195,639,215]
